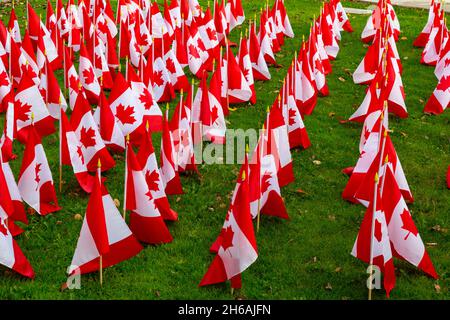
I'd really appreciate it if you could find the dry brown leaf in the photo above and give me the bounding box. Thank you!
[328,215,336,221]
[328,112,336,117]
[338,77,346,82]
[426,242,438,247]
[313,160,322,165]
[74,214,83,221]
[434,284,441,293]
[325,283,333,290]
[114,199,120,207]
[335,267,342,273]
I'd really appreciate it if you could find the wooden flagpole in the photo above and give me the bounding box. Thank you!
[123,134,130,220]
[257,106,271,232]
[97,158,103,286]
[59,96,63,193]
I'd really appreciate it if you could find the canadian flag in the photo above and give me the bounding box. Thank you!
[126,143,173,244]
[166,0,182,32]
[283,69,311,150]
[0,218,35,278]
[381,164,438,279]
[164,48,189,92]
[259,10,277,66]
[173,24,188,68]
[1,101,15,162]
[353,31,384,85]
[265,105,295,187]
[151,47,176,103]
[295,43,317,116]
[343,129,413,205]
[14,73,56,143]
[421,15,447,66]
[126,64,163,133]
[92,38,114,89]
[200,158,258,289]
[61,108,96,193]
[199,69,227,144]
[333,0,353,33]
[249,129,289,220]
[46,0,63,70]
[225,0,245,32]
[8,8,21,45]
[434,35,450,80]
[68,172,143,276]
[38,59,68,120]
[79,42,101,104]
[320,4,340,60]
[1,158,28,236]
[423,68,449,114]
[18,124,60,215]
[137,127,179,221]
[214,0,229,45]
[225,47,252,104]
[248,20,271,81]
[108,72,144,136]
[71,92,116,172]
[93,90,125,152]
[314,19,332,75]
[170,91,198,173]
[66,0,82,52]
[361,1,400,43]
[160,109,184,195]
[197,6,221,70]
[414,0,440,47]
[308,27,329,96]
[0,57,11,111]
[186,20,210,78]
[64,46,82,109]
[273,0,294,41]
[351,192,396,297]
[238,36,256,105]
[57,0,70,39]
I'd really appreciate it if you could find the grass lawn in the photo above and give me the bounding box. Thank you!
[0,0,448,300]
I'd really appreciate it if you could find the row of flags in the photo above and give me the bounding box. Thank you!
[413,1,450,205]
[199,0,354,291]
[344,0,438,298]
[0,0,298,281]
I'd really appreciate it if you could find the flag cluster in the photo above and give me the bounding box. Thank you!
[342,0,438,297]
[199,0,353,290]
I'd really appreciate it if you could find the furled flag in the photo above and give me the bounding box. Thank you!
[259,10,277,66]
[273,0,294,40]
[200,156,258,289]
[68,171,143,276]
[1,101,15,162]
[71,92,116,172]
[14,73,56,143]
[249,128,289,220]
[0,57,11,112]
[313,18,332,76]
[238,35,256,105]
[64,46,82,109]
[423,66,449,114]
[283,69,311,150]
[137,126,179,221]
[413,0,440,47]
[38,58,68,120]
[0,218,35,278]
[226,0,245,32]
[295,43,317,116]
[225,47,252,104]
[434,35,450,80]
[320,3,340,60]
[361,0,400,43]
[351,191,396,297]
[61,108,96,193]
[93,90,125,152]
[18,124,60,215]
[108,72,144,136]
[170,90,198,173]
[248,20,271,81]
[126,143,173,244]
[264,105,294,187]
[160,107,184,195]
[308,24,329,96]
[381,164,438,279]
[421,14,447,66]
[8,8,21,45]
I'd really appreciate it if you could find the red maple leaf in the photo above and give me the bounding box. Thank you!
[221,226,234,251]
[374,218,382,242]
[139,91,153,110]
[288,108,297,126]
[140,33,149,47]
[188,44,200,59]
[69,75,80,92]
[166,58,176,74]
[77,145,85,165]
[152,70,165,87]
[400,209,418,240]
[83,67,95,85]
[436,76,450,92]
[197,38,207,52]
[0,71,9,87]
[116,104,136,125]
[444,58,450,68]
[145,170,160,192]
[211,106,219,124]
[261,172,272,194]
[21,64,37,80]
[145,190,153,202]
[0,221,8,235]
[15,100,32,122]
[242,67,250,81]
[35,163,42,187]
[180,130,190,147]
[337,12,344,22]
[314,59,324,74]
[39,87,47,100]
[97,20,108,35]
[133,42,141,54]
[206,28,217,42]
[80,126,96,148]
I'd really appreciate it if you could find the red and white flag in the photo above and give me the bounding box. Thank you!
[79,42,101,104]
[225,47,252,104]
[423,69,449,114]
[238,36,256,104]
[126,143,173,244]
[1,101,16,162]
[160,109,183,195]
[68,173,143,276]
[294,44,317,116]
[421,15,447,66]
[0,218,35,279]
[71,92,116,172]
[186,20,209,78]
[200,158,258,289]
[0,57,11,111]
[225,0,245,32]
[8,8,21,45]
[414,0,440,47]
[248,21,271,81]
[18,124,60,215]
[137,127,179,221]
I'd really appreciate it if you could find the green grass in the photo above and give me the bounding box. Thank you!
[0,0,449,300]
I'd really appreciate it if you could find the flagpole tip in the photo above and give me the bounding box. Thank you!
[98,158,102,169]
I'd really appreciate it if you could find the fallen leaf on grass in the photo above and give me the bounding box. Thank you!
[295,189,308,195]
[434,284,441,293]
[338,77,346,82]
[74,214,82,221]
[328,112,336,117]
[400,131,408,137]
[401,36,408,41]
[313,160,322,165]
[335,267,342,273]
[114,199,120,207]
[325,283,333,290]
[328,215,336,221]
[426,242,438,247]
